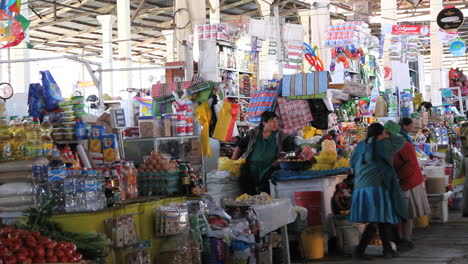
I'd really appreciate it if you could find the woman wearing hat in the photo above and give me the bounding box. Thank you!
[350,121,407,259]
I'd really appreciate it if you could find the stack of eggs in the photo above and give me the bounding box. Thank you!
[137,151,181,196]
[52,96,85,141]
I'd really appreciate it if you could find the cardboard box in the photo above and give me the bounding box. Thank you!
[96,112,112,134]
[328,89,351,101]
[222,15,251,28]
[343,81,367,97]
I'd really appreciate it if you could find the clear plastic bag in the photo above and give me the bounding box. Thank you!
[154,203,190,237]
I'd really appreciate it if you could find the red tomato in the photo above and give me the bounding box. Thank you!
[14,248,27,257]
[24,237,36,249]
[63,248,74,256]
[34,247,45,258]
[21,258,32,264]
[18,231,30,239]
[54,249,64,258]
[14,253,26,262]
[5,255,16,264]
[30,232,40,240]
[55,242,67,251]
[57,256,68,263]
[46,255,57,263]
[37,237,50,246]
[0,239,9,247]
[8,239,21,251]
[32,257,45,264]
[45,248,54,257]
[66,243,77,252]
[68,256,78,263]
[0,246,8,257]
[27,248,34,259]
[7,233,19,240]
[73,253,82,261]
[44,241,56,250]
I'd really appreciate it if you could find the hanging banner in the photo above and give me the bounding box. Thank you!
[437,7,464,31]
[391,25,430,36]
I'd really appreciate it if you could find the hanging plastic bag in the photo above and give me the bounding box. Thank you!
[41,70,63,111]
[27,83,45,119]
[213,100,238,142]
[217,157,246,178]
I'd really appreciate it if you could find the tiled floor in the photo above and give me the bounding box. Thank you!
[292,212,468,263]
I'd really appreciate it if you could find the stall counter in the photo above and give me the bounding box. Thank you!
[50,197,192,263]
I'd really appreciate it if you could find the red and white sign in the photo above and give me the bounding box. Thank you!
[391,25,430,36]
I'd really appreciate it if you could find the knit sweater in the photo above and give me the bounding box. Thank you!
[393,142,425,191]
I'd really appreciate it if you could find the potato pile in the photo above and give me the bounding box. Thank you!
[138,151,178,172]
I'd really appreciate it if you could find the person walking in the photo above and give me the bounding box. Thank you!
[350,122,407,259]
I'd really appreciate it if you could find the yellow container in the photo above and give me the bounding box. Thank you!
[300,226,324,259]
[415,215,429,228]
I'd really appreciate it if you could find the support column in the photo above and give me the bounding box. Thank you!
[117,0,133,125]
[430,0,443,105]
[310,0,330,67]
[208,0,220,24]
[162,30,175,63]
[97,15,116,96]
[174,0,205,62]
[381,0,397,69]
[255,0,271,80]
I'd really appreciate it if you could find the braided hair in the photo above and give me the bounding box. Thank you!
[361,123,385,165]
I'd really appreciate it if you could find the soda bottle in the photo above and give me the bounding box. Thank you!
[40,116,54,157]
[103,168,114,208]
[0,117,12,161]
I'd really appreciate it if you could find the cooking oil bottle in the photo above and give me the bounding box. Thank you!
[26,118,42,158]
[0,117,12,161]
[10,116,26,160]
[40,116,54,157]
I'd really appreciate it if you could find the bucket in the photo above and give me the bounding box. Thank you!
[415,215,429,228]
[334,220,364,255]
[300,226,324,259]
[294,191,322,226]
[424,166,446,194]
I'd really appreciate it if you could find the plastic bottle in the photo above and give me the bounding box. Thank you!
[85,169,98,211]
[40,116,54,157]
[103,168,114,208]
[26,120,43,158]
[374,93,388,117]
[75,171,87,212]
[75,119,87,140]
[64,171,76,213]
[47,151,66,213]
[32,156,49,208]
[0,117,12,161]
[95,169,107,210]
[10,116,26,160]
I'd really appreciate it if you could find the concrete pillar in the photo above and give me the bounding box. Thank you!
[381,0,397,69]
[310,0,330,67]
[208,0,220,24]
[174,0,205,62]
[97,15,116,96]
[117,0,133,125]
[430,0,443,105]
[255,0,271,80]
[162,30,175,62]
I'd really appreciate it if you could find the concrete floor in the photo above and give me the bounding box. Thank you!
[293,212,468,264]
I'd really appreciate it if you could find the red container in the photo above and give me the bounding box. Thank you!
[294,191,322,226]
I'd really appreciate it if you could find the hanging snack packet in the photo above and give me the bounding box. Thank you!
[41,70,63,111]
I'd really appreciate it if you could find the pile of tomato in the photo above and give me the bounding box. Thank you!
[0,227,83,264]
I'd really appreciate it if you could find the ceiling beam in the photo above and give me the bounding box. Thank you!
[131,0,147,22]
[30,0,92,24]
[220,0,252,11]
[30,5,116,30]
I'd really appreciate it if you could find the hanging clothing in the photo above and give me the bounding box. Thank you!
[195,102,212,157]
[349,134,407,224]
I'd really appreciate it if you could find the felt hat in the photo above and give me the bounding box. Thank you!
[384,120,401,134]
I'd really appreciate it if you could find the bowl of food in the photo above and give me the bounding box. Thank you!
[279,158,311,171]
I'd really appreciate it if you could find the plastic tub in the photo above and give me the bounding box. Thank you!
[60,116,75,122]
[63,132,75,140]
[61,111,74,117]
[60,105,73,112]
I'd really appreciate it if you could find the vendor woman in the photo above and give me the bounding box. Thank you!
[232,112,293,194]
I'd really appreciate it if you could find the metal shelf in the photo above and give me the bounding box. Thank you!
[219,67,238,72]
[239,70,256,75]
[123,135,200,142]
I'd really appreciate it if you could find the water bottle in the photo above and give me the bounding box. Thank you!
[75,171,87,212]
[64,171,76,213]
[85,170,97,211]
[32,157,50,208]
[96,170,107,210]
[47,162,66,213]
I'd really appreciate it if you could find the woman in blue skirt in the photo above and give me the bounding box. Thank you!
[350,122,407,259]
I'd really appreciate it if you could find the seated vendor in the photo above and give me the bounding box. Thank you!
[231,112,294,194]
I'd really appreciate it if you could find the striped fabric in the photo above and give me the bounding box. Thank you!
[247,89,279,123]
[151,81,191,98]
[276,97,313,133]
[281,72,329,97]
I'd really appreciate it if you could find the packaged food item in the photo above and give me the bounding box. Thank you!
[90,126,105,153]
[138,116,159,138]
[41,70,63,111]
[27,83,45,119]
[102,134,119,162]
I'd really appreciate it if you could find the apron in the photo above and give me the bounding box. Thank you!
[247,131,277,194]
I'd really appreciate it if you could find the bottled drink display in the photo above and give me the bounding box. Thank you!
[41,116,54,156]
